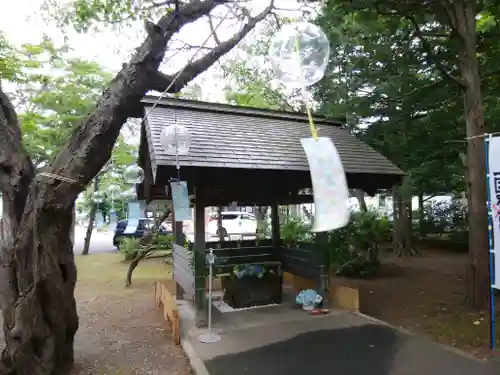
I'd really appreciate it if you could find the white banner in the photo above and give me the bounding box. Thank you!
[301,137,350,232]
[487,136,500,289]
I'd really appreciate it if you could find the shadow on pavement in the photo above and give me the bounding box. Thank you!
[205,324,399,375]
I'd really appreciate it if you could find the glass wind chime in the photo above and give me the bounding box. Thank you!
[160,113,192,222]
[106,183,121,230]
[90,161,144,233]
[268,21,350,232]
[121,164,145,234]
[91,190,105,229]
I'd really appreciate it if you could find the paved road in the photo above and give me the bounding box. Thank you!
[73,226,116,255]
[72,227,258,255]
[195,314,497,375]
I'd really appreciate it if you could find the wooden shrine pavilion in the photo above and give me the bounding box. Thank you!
[135,96,404,326]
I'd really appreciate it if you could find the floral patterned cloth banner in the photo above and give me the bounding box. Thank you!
[486,135,500,289]
[300,137,350,232]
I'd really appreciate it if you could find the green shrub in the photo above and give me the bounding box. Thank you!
[327,210,390,278]
[119,237,142,261]
[281,217,311,245]
[151,234,174,249]
[349,210,392,248]
[337,256,381,279]
[420,200,468,237]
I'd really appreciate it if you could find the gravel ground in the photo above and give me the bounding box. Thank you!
[0,254,192,375]
[72,283,192,375]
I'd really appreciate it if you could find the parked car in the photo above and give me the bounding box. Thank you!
[206,211,257,238]
[113,218,173,248]
[158,221,173,234]
[113,218,151,248]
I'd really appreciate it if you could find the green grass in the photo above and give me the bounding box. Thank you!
[75,252,172,297]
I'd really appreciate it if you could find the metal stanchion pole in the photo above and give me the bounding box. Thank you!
[198,248,221,343]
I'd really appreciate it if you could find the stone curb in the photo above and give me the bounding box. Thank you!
[180,334,211,375]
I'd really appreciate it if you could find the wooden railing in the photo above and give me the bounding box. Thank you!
[172,244,194,299]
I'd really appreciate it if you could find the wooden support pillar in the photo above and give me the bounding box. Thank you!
[271,205,280,247]
[271,204,283,300]
[315,231,330,300]
[194,194,207,327]
[172,207,184,298]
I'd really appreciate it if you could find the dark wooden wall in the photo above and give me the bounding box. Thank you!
[203,239,324,283]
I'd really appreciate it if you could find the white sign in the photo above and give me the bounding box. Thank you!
[301,137,350,232]
[487,136,500,289]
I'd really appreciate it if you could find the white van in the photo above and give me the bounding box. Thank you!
[206,211,257,239]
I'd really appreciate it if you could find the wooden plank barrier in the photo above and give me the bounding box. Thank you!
[154,280,181,345]
[328,282,360,312]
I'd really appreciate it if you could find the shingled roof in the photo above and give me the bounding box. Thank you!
[140,97,403,189]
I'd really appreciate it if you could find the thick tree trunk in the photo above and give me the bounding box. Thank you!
[82,206,96,256]
[454,1,489,309]
[125,251,148,287]
[254,206,268,236]
[0,190,78,375]
[82,178,100,256]
[216,206,225,242]
[352,189,368,212]
[418,194,425,237]
[392,187,414,256]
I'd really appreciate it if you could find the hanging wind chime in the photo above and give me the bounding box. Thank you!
[91,190,105,229]
[106,183,121,230]
[268,21,350,232]
[121,164,145,234]
[160,113,192,222]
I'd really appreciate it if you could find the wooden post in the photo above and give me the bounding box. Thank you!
[172,206,185,298]
[315,231,329,300]
[194,192,207,327]
[271,204,283,301]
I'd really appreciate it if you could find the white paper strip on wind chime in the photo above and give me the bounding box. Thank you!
[123,201,141,234]
[170,181,191,222]
[95,211,104,230]
[301,137,350,232]
[487,135,500,289]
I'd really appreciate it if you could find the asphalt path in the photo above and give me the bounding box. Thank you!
[73,226,116,255]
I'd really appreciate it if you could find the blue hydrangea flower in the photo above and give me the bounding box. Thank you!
[296,289,323,310]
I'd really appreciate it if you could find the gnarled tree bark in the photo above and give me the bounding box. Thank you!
[0,1,274,374]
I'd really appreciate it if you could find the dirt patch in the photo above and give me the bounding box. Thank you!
[332,249,500,359]
[71,253,192,375]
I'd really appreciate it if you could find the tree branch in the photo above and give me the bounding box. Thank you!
[372,2,466,88]
[38,0,233,209]
[149,0,274,93]
[0,89,35,228]
[208,14,221,45]
[403,13,465,88]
